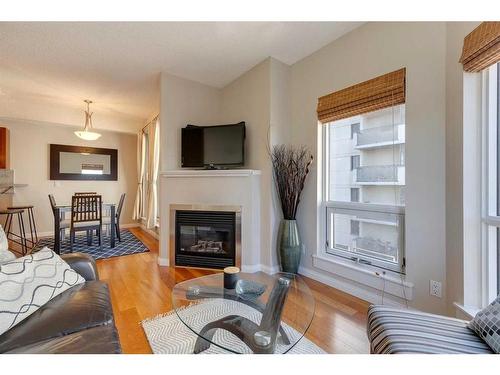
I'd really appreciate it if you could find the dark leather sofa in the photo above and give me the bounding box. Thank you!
[0,253,121,354]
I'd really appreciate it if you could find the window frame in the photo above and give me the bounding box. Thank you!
[321,121,406,274]
[481,62,499,304]
[140,129,150,220]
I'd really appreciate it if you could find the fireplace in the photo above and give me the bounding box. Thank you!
[173,207,241,269]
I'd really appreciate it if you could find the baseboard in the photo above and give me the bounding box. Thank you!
[157,257,169,266]
[260,264,280,275]
[121,223,140,229]
[36,230,54,239]
[299,266,408,307]
[138,224,159,239]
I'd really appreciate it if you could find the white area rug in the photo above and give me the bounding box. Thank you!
[141,299,325,354]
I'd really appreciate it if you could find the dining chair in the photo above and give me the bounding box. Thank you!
[103,193,126,242]
[48,194,70,242]
[70,195,102,251]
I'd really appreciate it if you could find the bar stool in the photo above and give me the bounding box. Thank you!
[7,205,38,250]
[0,209,28,255]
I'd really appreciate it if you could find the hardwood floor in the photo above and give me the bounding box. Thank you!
[96,227,371,354]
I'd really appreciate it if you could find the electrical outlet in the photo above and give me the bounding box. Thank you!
[430,280,442,298]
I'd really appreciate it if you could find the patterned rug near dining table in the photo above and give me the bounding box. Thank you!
[35,229,149,259]
[141,298,326,354]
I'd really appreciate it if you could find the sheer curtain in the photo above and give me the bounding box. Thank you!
[146,117,160,228]
[132,130,146,220]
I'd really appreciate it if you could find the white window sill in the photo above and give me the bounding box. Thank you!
[453,302,480,320]
[312,254,414,301]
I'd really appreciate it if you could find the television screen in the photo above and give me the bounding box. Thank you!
[181,122,245,168]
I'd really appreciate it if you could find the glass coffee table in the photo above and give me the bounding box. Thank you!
[172,272,315,354]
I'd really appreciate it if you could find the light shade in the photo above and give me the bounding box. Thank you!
[75,99,101,141]
[74,130,102,141]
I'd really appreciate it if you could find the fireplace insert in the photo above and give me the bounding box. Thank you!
[175,210,236,269]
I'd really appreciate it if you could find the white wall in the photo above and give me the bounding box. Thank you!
[1,118,138,234]
[445,22,481,315]
[289,22,448,314]
[159,61,291,271]
[160,73,222,172]
[218,58,291,271]
[159,73,222,262]
[219,59,274,270]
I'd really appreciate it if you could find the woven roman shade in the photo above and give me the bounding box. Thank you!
[317,68,406,124]
[460,22,500,72]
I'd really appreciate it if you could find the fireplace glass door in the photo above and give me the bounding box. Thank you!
[175,210,236,269]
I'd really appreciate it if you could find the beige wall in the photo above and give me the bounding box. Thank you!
[289,22,449,314]
[158,73,222,263]
[218,58,291,270]
[159,60,291,270]
[219,59,272,269]
[2,119,138,234]
[445,22,481,314]
[160,73,222,171]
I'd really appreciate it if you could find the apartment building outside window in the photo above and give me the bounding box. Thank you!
[323,104,406,273]
[482,62,500,301]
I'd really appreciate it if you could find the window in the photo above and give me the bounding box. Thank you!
[482,62,500,301]
[350,188,360,203]
[350,155,360,171]
[351,123,360,139]
[140,130,149,220]
[323,104,406,273]
[350,219,360,236]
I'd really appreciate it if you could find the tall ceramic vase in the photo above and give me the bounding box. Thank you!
[277,219,302,274]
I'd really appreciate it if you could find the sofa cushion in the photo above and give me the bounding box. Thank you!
[367,305,493,354]
[4,324,121,354]
[0,248,85,336]
[0,225,15,265]
[0,281,114,353]
[469,295,500,353]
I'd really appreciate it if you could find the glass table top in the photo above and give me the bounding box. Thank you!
[171,272,315,354]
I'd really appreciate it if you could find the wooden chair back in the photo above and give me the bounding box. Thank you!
[71,195,102,227]
[74,192,97,196]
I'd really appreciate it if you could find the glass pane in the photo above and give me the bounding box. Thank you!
[327,104,405,205]
[179,225,231,255]
[327,208,401,267]
[486,225,499,301]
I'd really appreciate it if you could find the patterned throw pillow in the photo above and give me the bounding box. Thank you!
[0,247,85,335]
[0,225,8,252]
[0,225,15,265]
[469,295,500,353]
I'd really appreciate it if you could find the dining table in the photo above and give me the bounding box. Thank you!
[53,203,116,254]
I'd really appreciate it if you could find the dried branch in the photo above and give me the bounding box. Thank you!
[271,145,313,220]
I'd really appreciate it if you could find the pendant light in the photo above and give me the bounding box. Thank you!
[75,99,101,141]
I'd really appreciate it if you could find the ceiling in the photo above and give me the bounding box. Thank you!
[0,22,362,130]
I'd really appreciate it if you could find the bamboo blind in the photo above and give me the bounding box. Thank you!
[460,22,500,72]
[317,68,406,124]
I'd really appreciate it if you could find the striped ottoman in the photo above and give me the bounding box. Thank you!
[367,305,493,354]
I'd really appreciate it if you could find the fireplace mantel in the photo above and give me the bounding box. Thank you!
[159,169,262,272]
[161,169,261,178]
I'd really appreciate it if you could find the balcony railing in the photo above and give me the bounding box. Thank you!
[353,165,405,185]
[355,124,405,149]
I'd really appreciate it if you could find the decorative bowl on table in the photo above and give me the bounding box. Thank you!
[235,279,267,300]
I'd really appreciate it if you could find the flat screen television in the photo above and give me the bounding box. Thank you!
[181,122,245,168]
